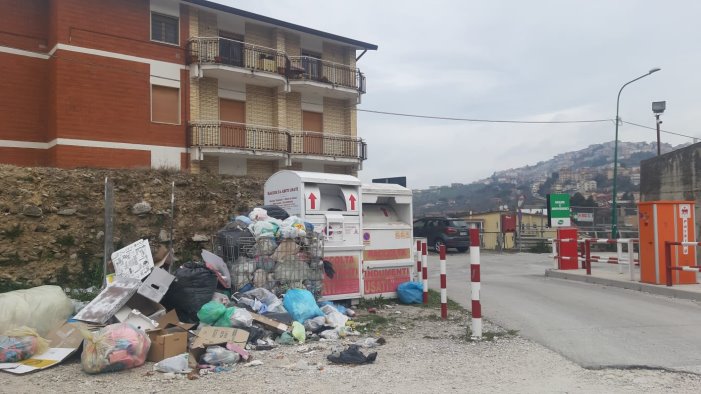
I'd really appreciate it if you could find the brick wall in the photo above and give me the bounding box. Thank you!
[323,42,345,64]
[0,148,47,166]
[286,92,302,131]
[198,77,219,120]
[324,164,352,175]
[50,0,186,65]
[245,23,273,48]
[246,85,274,126]
[285,33,301,57]
[247,158,276,178]
[0,0,49,51]
[48,145,150,168]
[0,53,48,143]
[323,97,349,135]
[200,155,219,173]
[51,49,186,147]
[198,10,218,37]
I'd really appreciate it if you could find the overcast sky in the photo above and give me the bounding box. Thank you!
[217,0,701,188]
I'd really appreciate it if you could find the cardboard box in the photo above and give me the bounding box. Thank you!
[189,326,249,367]
[111,239,154,280]
[146,310,194,362]
[250,312,289,333]
[73,277,141,324]
[138,267,174,303]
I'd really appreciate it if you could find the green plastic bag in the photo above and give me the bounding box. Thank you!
[197,301,226,325]
[291,321,305,344]
[214,307,236,327]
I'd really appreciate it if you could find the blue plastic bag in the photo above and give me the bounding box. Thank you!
[397,281,423,304]
[317,301,348,315]
[283,289,324,323]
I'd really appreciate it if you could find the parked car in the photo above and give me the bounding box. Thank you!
[413,217,470,252]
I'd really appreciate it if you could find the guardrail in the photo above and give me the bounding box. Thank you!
[549,237,639,280]
[664,241,701,287]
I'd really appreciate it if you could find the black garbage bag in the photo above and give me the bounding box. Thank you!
[162,261,218,324]
[327,345,377,365]
[255,205,289,221]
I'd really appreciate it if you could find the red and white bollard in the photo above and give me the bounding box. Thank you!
[439,244,447,319]
[469,228,482,339]
[422,241,428,304]
[416,239,422,282]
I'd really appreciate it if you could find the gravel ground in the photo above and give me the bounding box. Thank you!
[4,304,701,393]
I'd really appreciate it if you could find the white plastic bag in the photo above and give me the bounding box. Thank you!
[229,308,253,328]
[321,305,349,328]
[154,353,191,373]
[0,285,73,337]
[248,208,269,221]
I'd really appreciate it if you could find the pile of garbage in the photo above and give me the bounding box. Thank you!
[214,206,331,298]
[0,205,380,377]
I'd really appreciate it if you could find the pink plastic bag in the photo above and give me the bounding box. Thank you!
[81,323,150,374]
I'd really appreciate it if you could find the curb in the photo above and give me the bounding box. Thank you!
[545,269,701,302]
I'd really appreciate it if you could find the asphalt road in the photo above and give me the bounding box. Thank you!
[427,251,701,373]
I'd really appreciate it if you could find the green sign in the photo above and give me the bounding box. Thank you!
[547,193,571,227]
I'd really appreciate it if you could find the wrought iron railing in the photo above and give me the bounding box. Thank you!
[288,56,365,93]
[189,122,366,161]
[187,37,287,76]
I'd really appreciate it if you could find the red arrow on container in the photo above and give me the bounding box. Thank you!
[308,193,317,209]
[349,194,357,210]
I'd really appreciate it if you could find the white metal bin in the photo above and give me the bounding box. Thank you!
[361,183,414,298]
[265,170,363,301]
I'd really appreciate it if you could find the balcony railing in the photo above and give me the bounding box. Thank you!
[187,37,288,76]
[187,37,366,94]
[189,122,288,153]
[289,131,367,160]
[189,122,367,161]
[288,56,365,93]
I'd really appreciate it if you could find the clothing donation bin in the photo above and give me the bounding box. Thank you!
[264,171,363,301]
[361,183,414,298]
[638,201,697,285]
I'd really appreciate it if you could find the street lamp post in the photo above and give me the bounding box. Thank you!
[611,68,661,239]
[652,101,666,155]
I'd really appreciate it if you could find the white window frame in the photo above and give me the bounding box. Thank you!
[150,83,181,125]
[150,12,179,46]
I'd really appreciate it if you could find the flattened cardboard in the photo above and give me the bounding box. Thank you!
[250,312,289,333]
[0,322,84,375]
[137,267,174,303]
[73,277,141,324]
[191,326,249,349]
[111,239,154,280]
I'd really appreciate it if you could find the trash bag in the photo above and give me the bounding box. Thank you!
[283,289,324,323]
[154,353,191,373]
[214,307,236,327]
[0,285,73,337]
[200,346,240,365]
[229,308,253,328]
[81,323,151,374]
[162,262,218,324]
[250,221,278,239]
[197,301,227,325]
[318,301,348,315]
[243,288,285,313]
[201,249,232,289]
[256,205,290,221]
[327,345,377,365]
[276,332,295,345]
[0,327,49,362]
[303,316,327,333]
[320,305,349,328]
[397,281,423,304]
[291,321,305,344]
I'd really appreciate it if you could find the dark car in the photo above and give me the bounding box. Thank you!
[413,217,470,252]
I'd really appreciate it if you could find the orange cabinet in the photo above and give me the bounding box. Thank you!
[638,201,697,285]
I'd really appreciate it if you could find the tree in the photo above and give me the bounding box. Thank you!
[571,192,587,207]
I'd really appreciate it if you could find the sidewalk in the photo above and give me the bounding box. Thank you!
[545,262,701,302]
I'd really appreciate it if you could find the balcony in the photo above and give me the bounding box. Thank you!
[187,37,367,97]
[187,37,288,87]
[189,122,366,162]
[288,56,366,99]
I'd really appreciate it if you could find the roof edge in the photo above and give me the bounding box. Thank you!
[183,0,378,51]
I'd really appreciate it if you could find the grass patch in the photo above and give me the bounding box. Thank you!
[3,224,23,240]
[357,295,394,309]
[353,314,393,333]
[0,279,32,293]
[418,289,467,313]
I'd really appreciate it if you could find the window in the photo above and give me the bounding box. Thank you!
[151,85,180,124]
[151,13,178,45]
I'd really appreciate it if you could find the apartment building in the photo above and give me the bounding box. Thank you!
[0,0,377,177]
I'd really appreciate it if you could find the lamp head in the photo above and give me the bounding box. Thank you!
[649,67,661,74]
[652,101,666,114]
